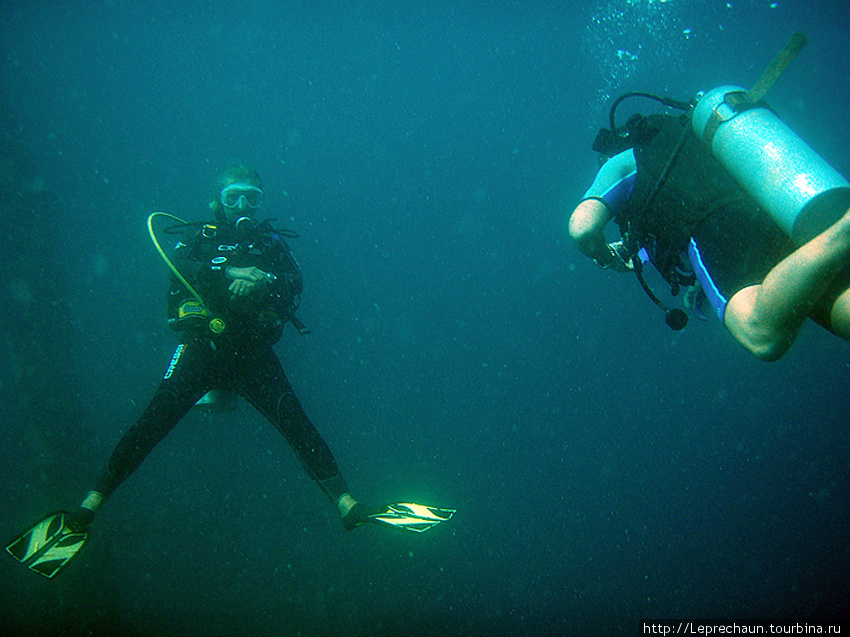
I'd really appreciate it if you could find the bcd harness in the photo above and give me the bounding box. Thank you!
[149,213,310,339]
[592,93,767,330]
[594,35,810,330]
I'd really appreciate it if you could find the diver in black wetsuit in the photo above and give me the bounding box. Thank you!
[5,167,454,577]
[70,165,372,531]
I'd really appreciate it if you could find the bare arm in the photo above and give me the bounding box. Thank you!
[568,198,634,272]
[568,199,613,262]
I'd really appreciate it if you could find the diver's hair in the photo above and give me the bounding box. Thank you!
[218,165,262,190]
[210,165,263,220]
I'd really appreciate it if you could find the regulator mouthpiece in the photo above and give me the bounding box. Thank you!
[235,216,256,234]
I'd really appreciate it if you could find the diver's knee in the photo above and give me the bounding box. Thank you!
[828,289,850,340]
[745,339,790,362]
[728,318,793,361]
[725,311,792,361]
[275,390,302,422]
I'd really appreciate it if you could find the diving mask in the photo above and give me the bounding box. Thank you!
[221,183,264,210]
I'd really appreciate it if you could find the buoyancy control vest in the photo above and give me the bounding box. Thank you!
[616,113,766,292]
[167,219,306,343]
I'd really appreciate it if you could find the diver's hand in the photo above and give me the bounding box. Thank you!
[225,266,276,297]
[601,241,634,273]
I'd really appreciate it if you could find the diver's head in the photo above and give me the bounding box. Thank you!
[211,165,264,227]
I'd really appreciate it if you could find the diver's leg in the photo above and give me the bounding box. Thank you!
[69,338,214,529]
[236,346,370,528]
[725,207,850,360]
[828,287,850,340]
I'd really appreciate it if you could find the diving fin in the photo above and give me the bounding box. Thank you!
[367,502,456,533]
[5,511,88,579]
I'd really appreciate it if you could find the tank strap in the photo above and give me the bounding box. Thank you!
[747,32,807,104]
[700,90,750,149]
[702,33,808,150]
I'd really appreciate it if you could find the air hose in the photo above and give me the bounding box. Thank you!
[146,212,204,304]
[148,212,235,410]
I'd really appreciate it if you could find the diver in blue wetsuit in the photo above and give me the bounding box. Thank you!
[568,102,850,361]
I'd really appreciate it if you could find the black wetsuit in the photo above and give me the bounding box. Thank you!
[92,219,350,505]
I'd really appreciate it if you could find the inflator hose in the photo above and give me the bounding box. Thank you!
[608,91,691,138]
[633,258,688,331]
[146,212,205,304]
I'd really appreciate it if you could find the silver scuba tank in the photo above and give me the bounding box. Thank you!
[194,390,238,413]
[692,85,850,245]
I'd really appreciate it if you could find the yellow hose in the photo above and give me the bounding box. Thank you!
[146,212,204,304]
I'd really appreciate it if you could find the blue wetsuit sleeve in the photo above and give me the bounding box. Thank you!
[581,149,637,216]
[688,238,729,322]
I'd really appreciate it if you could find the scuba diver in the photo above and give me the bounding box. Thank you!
[568,36,850,361]
[6,166,453,579]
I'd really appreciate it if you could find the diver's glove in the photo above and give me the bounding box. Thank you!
[596,240,634,273]
[341,503,380,531]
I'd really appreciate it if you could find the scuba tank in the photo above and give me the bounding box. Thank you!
[692,85,850,245]
[193,389,238,414]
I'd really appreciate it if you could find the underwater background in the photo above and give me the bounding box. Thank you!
[2,1,848,635]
